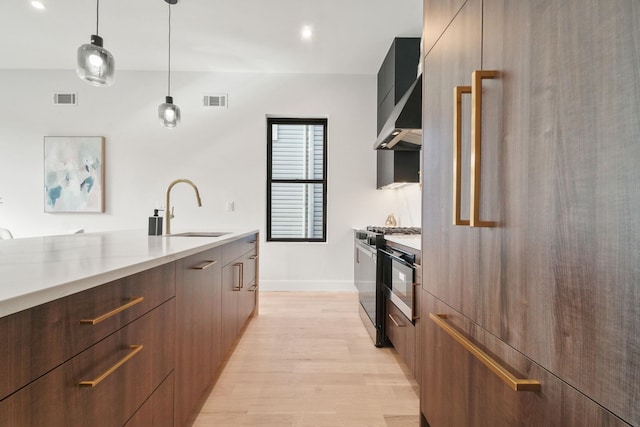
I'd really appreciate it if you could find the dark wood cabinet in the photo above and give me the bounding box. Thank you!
[0,301,175,427]
[480,2,640,424]
[420,290,628,427]
[125,373,174,427]
[0,263,175,403]
[386,298,417,377]
[421,0,640,425]
[421,0,482,322]
[175,248,221,427]
[0,233,260,427]
[221,234,259,358]
[422,0,467,55]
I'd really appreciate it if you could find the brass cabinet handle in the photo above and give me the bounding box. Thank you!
[233,262,243,290]
[249,254,258,260]
[80,297,144,325]
[453,85,472,226]
[388,314,405,328]
[191,260,217,270]
[248,284,258,292]
[470,70,499,227]
[79,345,143,387]
[429,313,540,391]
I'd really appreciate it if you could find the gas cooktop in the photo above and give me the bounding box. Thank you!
[365,226,421,235]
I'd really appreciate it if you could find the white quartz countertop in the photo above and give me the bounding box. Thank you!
[384,235,421,251]
[0,229,258,318]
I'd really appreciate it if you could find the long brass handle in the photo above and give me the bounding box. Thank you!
[429,313,540,391]
[191,260,217,270]
[470,70,499,227]
[453,85,471,226]
[79,345,143,387]
[388,314,405,328]
[233,262,243,290]
[80,297,144,325]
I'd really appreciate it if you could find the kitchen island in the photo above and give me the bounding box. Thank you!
[0,229,259,427]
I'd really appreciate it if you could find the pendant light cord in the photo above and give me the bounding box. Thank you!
[96,0,100,35]
[167,3,172,96]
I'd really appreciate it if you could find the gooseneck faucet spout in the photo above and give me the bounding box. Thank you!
[165,179,202,234]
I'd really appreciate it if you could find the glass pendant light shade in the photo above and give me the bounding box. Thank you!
[159,96,181,128]
[77,35,115,87]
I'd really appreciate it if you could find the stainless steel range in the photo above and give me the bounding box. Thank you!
[354,226,421,346]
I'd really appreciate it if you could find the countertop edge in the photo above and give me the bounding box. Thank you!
[0,229,259,318]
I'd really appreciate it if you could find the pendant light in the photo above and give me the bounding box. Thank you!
[158,0,180,128]
[77,0,115,87]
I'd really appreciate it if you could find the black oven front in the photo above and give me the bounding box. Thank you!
[380,246,418,322]
[354,229,386,347]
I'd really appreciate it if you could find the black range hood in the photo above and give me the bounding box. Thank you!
[374,74,422,150]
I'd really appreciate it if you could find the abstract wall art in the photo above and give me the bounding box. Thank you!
[44,136,105,213]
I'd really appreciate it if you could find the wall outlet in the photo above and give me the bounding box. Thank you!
[226,201,235,212]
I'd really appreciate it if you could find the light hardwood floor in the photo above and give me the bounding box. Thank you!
[193,292,420,427]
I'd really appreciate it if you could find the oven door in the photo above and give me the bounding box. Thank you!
[355,240,378,323]
[380,248,417,322]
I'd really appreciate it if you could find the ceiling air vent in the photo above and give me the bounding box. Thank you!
[53,93,77,106]
[203,94,227,108]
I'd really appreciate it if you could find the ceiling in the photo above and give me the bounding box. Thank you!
[1,0,423,74]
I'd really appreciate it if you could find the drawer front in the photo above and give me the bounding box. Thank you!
[222,234,257,265]
[421,290,629,427]
[0,262,175,401]
[386,298,417,378]
[0,300,175,427]
[242,248,258,289]
[386,297,408,353]
[125,372,174,427]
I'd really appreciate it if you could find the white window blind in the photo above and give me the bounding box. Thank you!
[267,119,327,241]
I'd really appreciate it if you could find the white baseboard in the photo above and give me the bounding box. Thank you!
[259,280,356,292]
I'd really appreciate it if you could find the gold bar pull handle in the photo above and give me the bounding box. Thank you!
[191,260,217,270]
[249,255,258,260]
[470,70,499,227]
[79,345,143,387]
[233,262,243,291]
[453,85,471,226]
[80,297,144,325]
[429,313,541,391]
[388,314,405,328]
[248,284,258,292]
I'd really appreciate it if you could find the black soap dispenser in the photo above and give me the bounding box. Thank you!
[148,209,163,236]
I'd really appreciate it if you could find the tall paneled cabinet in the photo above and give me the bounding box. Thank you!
[420,0,639,425]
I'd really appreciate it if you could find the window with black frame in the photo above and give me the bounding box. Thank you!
[267,118,327,242]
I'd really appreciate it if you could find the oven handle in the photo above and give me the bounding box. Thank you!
[355,240,377,258]
[379,249,415,269]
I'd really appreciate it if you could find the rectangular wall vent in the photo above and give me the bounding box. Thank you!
[53,93,77,106]
[203,94,227,108]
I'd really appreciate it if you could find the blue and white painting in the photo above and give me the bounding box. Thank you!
[44,136,104,213]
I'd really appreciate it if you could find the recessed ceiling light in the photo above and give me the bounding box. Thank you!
[31,1,45,10]
[301,25,313,41]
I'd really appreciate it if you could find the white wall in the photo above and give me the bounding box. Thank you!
[0,69,420,290]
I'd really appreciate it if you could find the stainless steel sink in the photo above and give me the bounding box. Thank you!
[168,232,230,237]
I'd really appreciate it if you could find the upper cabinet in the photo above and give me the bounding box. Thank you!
[422,0,467,55]
[375,37,422,189]
[421,0,640,425]
[377,37,421,135]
